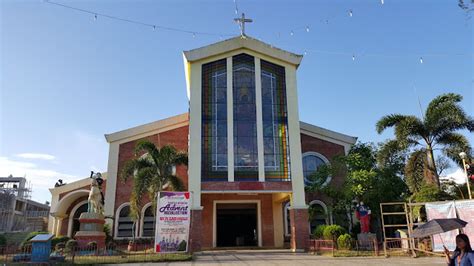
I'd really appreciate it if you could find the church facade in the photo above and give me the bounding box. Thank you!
[48,36,356,251]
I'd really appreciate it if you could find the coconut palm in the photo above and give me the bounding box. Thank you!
[121,140,188,220]
[376,93,473,188]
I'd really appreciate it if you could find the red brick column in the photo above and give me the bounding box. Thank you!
[189,209,203,253]
[289,208,310,251]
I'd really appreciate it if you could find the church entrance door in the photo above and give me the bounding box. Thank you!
[216,203,258,247]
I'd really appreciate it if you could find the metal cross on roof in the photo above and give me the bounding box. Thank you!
[234,13,253,37]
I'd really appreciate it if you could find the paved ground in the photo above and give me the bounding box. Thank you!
[116,250,446,266]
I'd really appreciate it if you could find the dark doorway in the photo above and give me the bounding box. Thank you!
[216,203,258,247]
[72,203,88,237]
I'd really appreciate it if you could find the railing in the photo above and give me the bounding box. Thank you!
[25,211,49,217]
[308,238,380,257]
[0,243,192,264]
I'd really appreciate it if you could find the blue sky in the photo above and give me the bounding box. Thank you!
[1,0,472,203]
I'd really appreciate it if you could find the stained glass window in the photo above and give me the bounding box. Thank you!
[261,60,291,181]
[201,59,228,181]
[233,54,258,180]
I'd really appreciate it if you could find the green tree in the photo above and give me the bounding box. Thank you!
[121,140,188,220]
[306,143,408,226]
[376,93,473,188]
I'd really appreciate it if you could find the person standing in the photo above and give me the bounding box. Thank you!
[444,234,474,266]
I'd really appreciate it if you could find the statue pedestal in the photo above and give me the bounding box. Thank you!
[357,233,377,250]
[74,212,106,250]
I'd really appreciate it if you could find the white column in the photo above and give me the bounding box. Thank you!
[188,62,202,209]
[227,57,234,182]
[104,142,119,226]
[255,57,265,182]
[285,66,307,208]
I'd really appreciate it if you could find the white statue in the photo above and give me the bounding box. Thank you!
[88,172,104,214]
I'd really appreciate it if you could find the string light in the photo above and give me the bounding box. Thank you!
[419,57,423,64]
[381,0,384,5]
[192,33,196,38]
[152,25,156,31]
[44,0,233,38]
[306,26,310,32]
[349,9,353,17]
[352,54,356,61]
[290,30,294,36]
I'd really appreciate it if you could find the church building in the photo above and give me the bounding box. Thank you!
[48,33,357,251]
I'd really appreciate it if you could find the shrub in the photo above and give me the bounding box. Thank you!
[65,239,78,253]
[103,224,113,244]
[51,236,70,249]
[312,225,328,239]
[55,242,66,251]
[323,225,346,240]
[0,234,6,246]
[87,241,98,251]
[337,233,352,250]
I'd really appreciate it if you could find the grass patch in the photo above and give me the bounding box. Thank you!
[0,253,192,265]
[71,253,192,264]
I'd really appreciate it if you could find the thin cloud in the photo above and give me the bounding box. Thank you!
[440,168,468,184]
[16,153,56,161]
[0,156,76,202]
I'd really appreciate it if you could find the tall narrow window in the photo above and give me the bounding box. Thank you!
[261,60,291,181]
[233,54,258,180]
[202,59,228,181]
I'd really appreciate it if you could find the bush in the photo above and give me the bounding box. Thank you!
[55,242,66,251]
[0,234,6,246]
[51,236,70,249]
[322,225,346,240]
[65,239,78,253]
[312,225,328,239]
[337,233,352,249]
[87,241,97,251]
[104,224,113,244]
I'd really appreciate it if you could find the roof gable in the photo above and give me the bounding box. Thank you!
[183,35,303,66]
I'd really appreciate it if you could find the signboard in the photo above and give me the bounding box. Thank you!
[455,200,474,241]
[425,201,457,252]
[155,191,191,253]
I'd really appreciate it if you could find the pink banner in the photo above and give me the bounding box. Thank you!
[425,201,457,251]
[455,200,474,241]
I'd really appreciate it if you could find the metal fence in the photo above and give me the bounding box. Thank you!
[308,239,381,257]
[0,243,192,264]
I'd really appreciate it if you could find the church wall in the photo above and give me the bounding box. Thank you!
[300,133,347,220]
[200,193,275,248]
[59,185,90,201]
[114,125,189,221]
[300,133,345,189]
[60,196,88,236]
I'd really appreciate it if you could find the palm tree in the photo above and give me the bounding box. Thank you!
[376,93,473,188]
[121,140,188,220]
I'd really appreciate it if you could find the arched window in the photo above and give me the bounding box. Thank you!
[141,204,155,238]
[69,201,88,237]
[115,204,136,238]
[302,152,331,186]
[308,200,330,234]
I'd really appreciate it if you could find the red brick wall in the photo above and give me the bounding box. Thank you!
[59,196,88,236]
[300,133,346,204]
[114,125,189,216]
[200,193,275,248]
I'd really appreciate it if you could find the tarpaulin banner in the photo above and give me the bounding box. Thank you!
[154,191,191,253]
[425,201,457,251]
[455,200,474,241]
